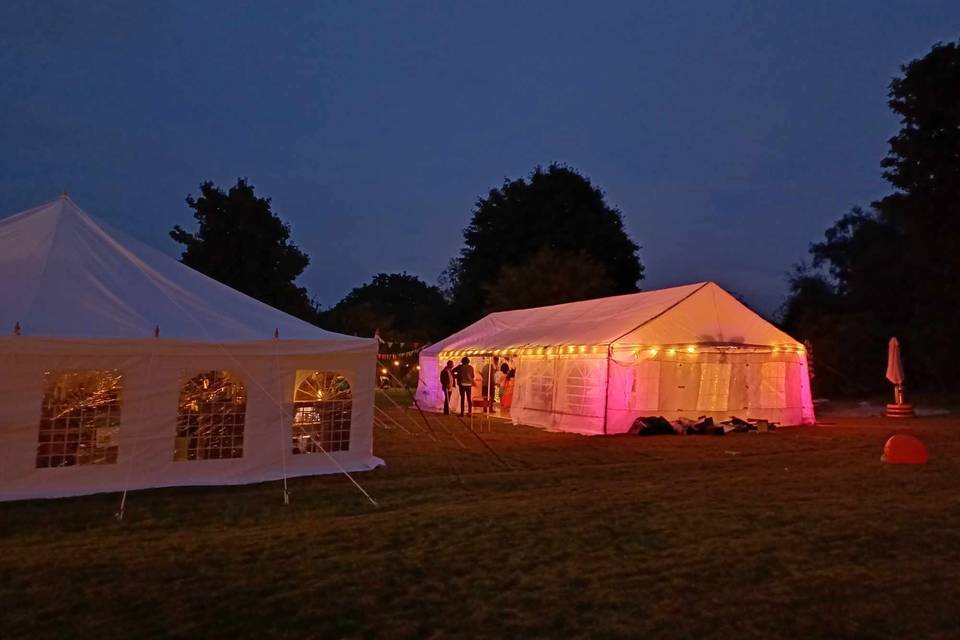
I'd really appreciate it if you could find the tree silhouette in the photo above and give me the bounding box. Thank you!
[319,272,449,342]
[783,39,960,393]
[170,179,316,322]
[445,164,643,326]
[484,247,615,313]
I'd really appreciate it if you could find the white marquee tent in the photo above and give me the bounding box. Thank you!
[417,282,814,434]
[0,196,381,502]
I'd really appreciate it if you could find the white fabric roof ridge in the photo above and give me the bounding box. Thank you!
[0,196,372,347]
[424,281,801,355]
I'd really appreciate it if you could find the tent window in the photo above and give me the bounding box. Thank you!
[760,362,787,408]
[523,359,555,412]
[293,371,352,453]
[697,362,732,411]
[563,362,604,417]
[631,360,661,410]
[174,371,246,461]
[36,370,122,468]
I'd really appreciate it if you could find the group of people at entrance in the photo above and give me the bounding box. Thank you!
[439,356,515,417]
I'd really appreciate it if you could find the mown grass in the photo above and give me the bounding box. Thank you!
[2,406,959,639]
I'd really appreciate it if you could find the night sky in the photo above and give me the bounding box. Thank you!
[3,2,959,316]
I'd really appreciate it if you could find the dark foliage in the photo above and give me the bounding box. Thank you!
[484,247,615,313]
[319,272,450,342]
[445,164,643,326]
[782,39,960,394]
[170,179,317,323]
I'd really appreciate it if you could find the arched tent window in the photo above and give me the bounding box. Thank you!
[36,370,123,468]
[293,371,352,453]
[175,371,246,461]
[562,361,604,417]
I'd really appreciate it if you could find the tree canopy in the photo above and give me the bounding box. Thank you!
[782,39,960,394]
[445,164,643,325]
[484,247,615,312]
[170,179,316,322]
[319,272,450,343]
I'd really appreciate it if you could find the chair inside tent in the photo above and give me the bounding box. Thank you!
[416,282,815,434]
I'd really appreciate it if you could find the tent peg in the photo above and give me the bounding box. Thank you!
[154,325,160,338]
[274,328,279,339]
[14,321,21,336]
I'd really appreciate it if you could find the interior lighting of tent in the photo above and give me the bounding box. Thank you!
[686,345,696,353]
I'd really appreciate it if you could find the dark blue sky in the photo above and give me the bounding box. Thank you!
[3,2,959,316]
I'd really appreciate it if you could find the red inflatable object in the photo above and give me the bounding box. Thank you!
[881,434,928,465]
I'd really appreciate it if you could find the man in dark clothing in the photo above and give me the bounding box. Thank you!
[439,360,455,415]
[453,357,475,416]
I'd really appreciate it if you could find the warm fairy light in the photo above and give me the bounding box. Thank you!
[667,348,677,355]
[567,345,575,354]
[380,368,387,374]
[546,347,555,355]
[393,360,400,366]
[416,365,420,370]
[772,346,780,352]
[686,345,696,353]
[648,347,659,356]
[592,345,601,354]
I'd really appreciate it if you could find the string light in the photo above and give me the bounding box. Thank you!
[648,347,659,356]
[667,348,677,355]
[686,345,696,353]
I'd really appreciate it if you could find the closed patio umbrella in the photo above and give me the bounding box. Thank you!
[885,337,913,416]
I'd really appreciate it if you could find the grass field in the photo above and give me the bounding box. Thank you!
[2,402,959,639]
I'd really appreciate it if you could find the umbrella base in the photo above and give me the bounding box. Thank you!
[886,403,915,418]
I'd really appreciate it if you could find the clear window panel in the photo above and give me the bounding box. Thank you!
[522,358,556,412]
[293,371,352,453]
[36,370,122,468]
[174,371,246,461]
[562,361,604,417]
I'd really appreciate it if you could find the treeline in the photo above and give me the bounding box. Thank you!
[780,39,960,396]
[169,39,959,398]
[170,165,645,345]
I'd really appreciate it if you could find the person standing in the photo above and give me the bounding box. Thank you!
[455,357,475,416]
[439,360,455,415]
[480,356,500,413]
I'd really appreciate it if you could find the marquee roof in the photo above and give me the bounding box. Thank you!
[424,281,800,355]
[0,196,367,346]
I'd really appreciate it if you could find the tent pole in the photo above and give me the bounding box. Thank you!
[602,345,612,435]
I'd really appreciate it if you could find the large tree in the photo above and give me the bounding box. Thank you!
[446,164,643,324]
[484,247,615,312]
[170,179,316,321]
[782,39,960,393]
[319,272,450,343]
